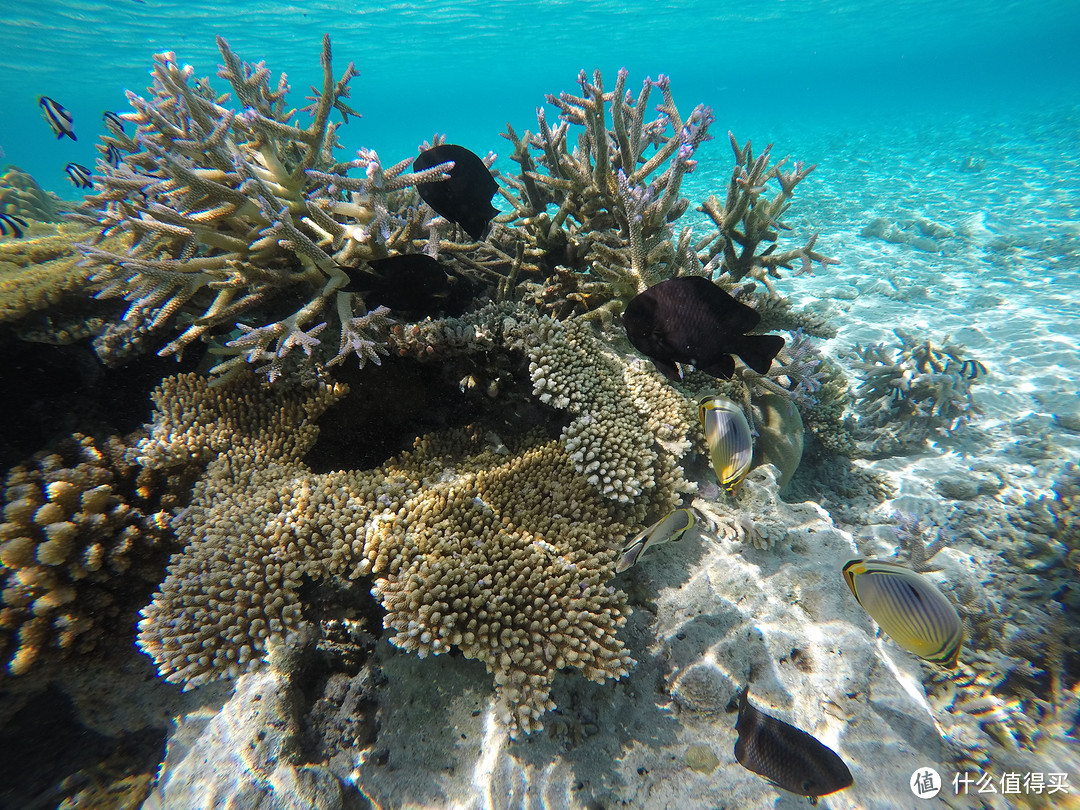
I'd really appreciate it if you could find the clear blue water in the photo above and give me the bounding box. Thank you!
[2,3,1080,808]
[2,0,1078,195]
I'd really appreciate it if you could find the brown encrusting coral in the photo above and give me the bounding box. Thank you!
[0,433,191,675]
[0,166,62,224]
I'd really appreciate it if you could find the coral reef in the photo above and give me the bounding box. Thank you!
[57,43,860,744]
[520,315,696,513]
[496,73,837,329]
[73,36,458,377]
[0,166,62,223]
[0,225,116,332]
[848,329,986,455]
[0,432,193,675]
[134,370,646,736]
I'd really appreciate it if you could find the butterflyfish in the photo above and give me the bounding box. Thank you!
[734,687,854,804]
[616,508,694,573]
[698,395,753,493]
[842,558,964,667]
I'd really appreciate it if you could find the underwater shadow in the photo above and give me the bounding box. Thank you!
[497,523,714,807]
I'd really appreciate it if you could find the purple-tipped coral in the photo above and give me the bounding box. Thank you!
[74,35,453,379]
[497,69,717,323]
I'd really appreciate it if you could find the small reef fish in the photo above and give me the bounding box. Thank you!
[341,253,474,316]
[413,144,499,241]
[39,96,76,140]
[99,143,123,167]
[842,558,964,667]
[0,213,29,238]
[616,508,694,573]
[622,276,785,382]
[102,111,125,135]
[698,395,753,493]
[64,163,93,189]
[734,687,854,804]
[957,358,987,380]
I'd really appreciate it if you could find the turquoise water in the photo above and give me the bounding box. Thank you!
[2,0,1078,195]
[2,2,1080,808]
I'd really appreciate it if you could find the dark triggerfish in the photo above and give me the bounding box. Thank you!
[734,687,853,804]
[413,144,499,241]
[623,276,785,381]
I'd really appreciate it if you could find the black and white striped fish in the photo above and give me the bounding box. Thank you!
[102,110,125,135]
[0,213,29,238]
[99,143,123,167]
[39,96,76,140]
[64,163,92,189]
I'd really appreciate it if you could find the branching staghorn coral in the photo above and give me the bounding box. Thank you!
[496,69,716,323]
[848,329,986,455]
[697,133,839,289]
[493,70,839,385]
[74,35,454,379]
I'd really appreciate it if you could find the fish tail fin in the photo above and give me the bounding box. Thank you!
[733,334,785,375]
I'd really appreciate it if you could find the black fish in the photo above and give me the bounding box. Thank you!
[0,213,29,238]
[734,688,853,804]
[64,163,92,189]
[623,276,784,381]
[413,144,499,240]
[39,96,76,140]
[341,254,474,316]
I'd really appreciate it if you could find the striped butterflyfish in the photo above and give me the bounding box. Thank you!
[616,508,694,573]
[698,395,753,493]
[734,687,854,803]
[842,558,964,667]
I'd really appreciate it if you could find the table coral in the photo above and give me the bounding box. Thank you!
[135,371,641,736]
[0,225,116,328]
